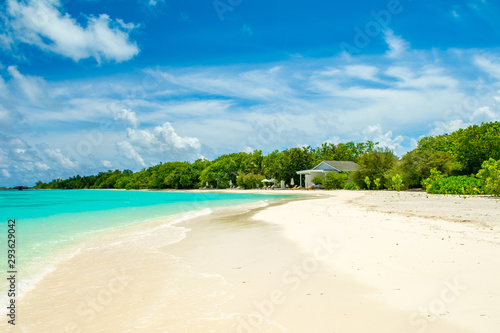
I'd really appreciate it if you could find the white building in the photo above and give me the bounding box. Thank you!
[296,161,359,188]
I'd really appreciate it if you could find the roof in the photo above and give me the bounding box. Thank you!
[313,160,359,172]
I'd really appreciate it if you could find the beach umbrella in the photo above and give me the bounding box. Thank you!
[291,178,295,186]
[261,179,269,182]
[229,180,233,186]
[269,178,277,182]
[206,181,208,187]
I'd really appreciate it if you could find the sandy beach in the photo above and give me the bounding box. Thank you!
[4,190,500,332]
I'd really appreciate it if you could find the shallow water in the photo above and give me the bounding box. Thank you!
[0,190,289,301]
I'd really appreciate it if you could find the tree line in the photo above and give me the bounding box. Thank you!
[34,122,500,195]
[34,141,376,190]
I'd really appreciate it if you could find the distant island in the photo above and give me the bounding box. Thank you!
[34,122,500,196]
[0,186,30,190]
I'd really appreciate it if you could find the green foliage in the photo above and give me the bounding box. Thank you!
[311,176,324,185]
[398,149,457,188]
[344,182,359,190]
[477,158,500,196]
[422,168,445,191]
[417,122,500,175]
[312,141,376,164]
[264,147,316,186]
[352,149,398,189]
[425,176,484,195]
[323,172,348,190]
[236,173,265,189]
[364,176,371,189]
[200,153,249,189]
[391,174,403,191]
[33,123,500,196]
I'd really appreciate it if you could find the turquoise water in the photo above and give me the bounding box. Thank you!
[0,189,290,297]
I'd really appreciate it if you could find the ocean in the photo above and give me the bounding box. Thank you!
[0,189,290,305]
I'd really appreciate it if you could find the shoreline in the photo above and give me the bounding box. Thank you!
[2,191,499,332]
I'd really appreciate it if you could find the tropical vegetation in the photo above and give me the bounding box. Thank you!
[34,122,500,196]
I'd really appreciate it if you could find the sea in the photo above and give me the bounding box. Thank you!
[0,189,290,308]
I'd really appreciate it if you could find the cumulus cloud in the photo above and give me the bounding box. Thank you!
[471,106,499,123]
[116,122,202,167]
[127,122,201,151]
[114,108,139,128]
[429,119,470,136]
[430,106,499,136]
[0,134,53,185]
[363,124,405,155]
[102,160,112,168]
[6,0,139,63]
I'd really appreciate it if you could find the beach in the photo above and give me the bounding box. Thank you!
[3,190,500,332]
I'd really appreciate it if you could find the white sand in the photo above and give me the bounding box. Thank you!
[2,190,499,332]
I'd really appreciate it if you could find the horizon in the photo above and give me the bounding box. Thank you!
[1,0,500,187]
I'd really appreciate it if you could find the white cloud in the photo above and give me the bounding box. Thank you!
[158,66,294,101]
[0,76,8,98]
[146,0,165,7]
[384,30,410,58]
[474,56,500,80]
[429,119,470,136]
[471,106,499,123]
[363,124,405,155]
[3,45,500,185]
[344,65,379,81]
[44,148,78,169]
[35,161,50,170]
[127,122,201,151]
[385,66,458,89]
[115,122,202,167]
[6,0,139,63]
[0,105,15,127]
[1,169,11,178]
[114,108,139,128]
[7,65,45,102]
[116,140,145,167]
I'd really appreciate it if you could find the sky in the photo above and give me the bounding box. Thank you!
[1,0,500,186]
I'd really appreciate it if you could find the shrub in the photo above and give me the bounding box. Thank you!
[422,168,444,191]
[237,173,265,189]
[477,158,500,196]
[425,176,484,195]
[352,149,398,189]
[364,176,371,189]
[323,172,348,190]
[344,182,359,190]
[391,174,403,191]
[311,176,324,185]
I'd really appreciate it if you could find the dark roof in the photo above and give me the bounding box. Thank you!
[316,161,359,172]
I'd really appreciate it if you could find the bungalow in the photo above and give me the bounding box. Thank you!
[296,160,359,188]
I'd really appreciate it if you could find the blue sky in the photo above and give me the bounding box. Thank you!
[1,0,500,186]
